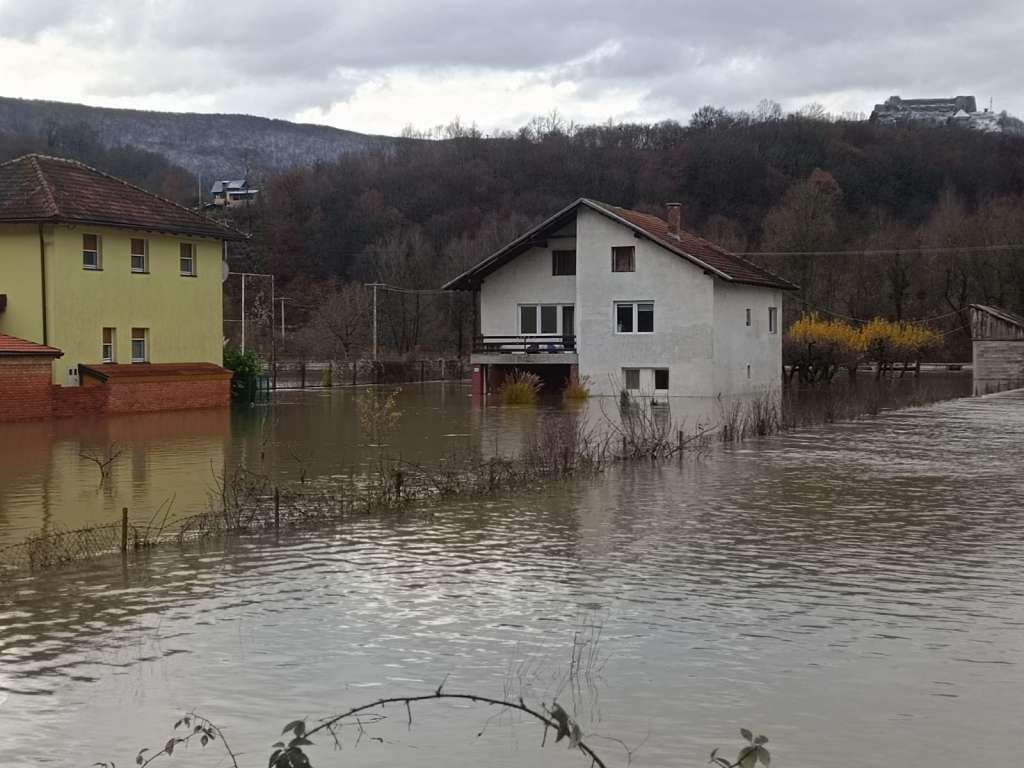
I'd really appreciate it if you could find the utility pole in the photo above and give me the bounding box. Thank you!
[367,282,382,362]
[240,273,246,351]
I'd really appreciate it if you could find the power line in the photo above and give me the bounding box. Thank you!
[739,243,1024,257]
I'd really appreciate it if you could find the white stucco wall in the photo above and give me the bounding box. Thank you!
[712,282,784,394]
[575,208,715,396]
[475,206,784,397]
[478,234,576,336]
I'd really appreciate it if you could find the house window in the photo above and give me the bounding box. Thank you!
[519,304,574,335]
[540,305,558,334]
[612,246,635,272]
[131,328,148,363]
[180,243,196,276]
[520,305,537,335]
[615,302,654,334]
[83,234,101,269]
[623,368,640,391]
[102,328,115,363]
[130,238,148,273]
[769,306,778,334]
[745,308,751,326]
[654,369,670,391]
[552,250,576,276]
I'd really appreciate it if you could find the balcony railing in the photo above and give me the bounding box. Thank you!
[473,335,577,355]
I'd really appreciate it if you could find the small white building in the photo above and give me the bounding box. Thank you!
[210,179,259,208]
[443,198,797,398]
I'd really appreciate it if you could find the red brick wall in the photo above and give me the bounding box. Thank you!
[105,378,230,414]
[0,357,55,421]
[52,385,109,418]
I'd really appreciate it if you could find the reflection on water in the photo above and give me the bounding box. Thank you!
[1,381,1021,768]
[0,375,972,547]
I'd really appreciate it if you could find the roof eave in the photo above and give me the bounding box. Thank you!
[0,214,247,241]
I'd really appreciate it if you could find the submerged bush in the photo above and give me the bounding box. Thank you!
[500,370,542,405]
[562,375,590,402]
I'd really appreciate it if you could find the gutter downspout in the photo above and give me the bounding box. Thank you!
[38,223,48,345]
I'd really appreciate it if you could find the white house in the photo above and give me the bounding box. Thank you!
[443,198,797,398]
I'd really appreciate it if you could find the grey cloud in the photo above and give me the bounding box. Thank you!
[1,0,1021,126]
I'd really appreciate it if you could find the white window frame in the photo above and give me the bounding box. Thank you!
[518,303,574,336]
[83,233,101,270]
[623,368,640,392]
[768,306,778,334]
[130,238,148,273]
[614,302,654,335]
[102,327,115,363]
[180,242,196,276]
[130,328,148,363]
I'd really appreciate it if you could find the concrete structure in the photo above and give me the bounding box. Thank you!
[871,95,1019,134]
[210,179,259,208]
[444,199,797,398]
[970,304,1024,395]
[0,154,244,418]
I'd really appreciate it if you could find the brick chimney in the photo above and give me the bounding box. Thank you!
[666,203,682,238]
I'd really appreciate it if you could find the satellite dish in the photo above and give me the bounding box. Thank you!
[222,260,230,283]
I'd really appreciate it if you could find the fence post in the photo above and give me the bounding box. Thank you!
[352,361,357,386]
[274,486,280,529]
[300,361,306,389]
[678,429,684,453]
[420,360,425,383]
[121,507,128,553]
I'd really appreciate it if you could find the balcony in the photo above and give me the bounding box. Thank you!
[471,335,578,364]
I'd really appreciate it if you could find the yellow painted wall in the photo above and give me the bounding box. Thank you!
[0,223,46,343]
[1,223,225,384]
[47,225,224,384]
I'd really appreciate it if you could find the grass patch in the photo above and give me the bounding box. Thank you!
[500,369,542,405]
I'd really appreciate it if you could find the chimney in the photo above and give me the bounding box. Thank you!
[666,203,682,238]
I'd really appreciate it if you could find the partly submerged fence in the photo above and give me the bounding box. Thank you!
[271,359,466,389]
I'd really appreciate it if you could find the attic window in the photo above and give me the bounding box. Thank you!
[552,250,576,276]
[612,246,635,272]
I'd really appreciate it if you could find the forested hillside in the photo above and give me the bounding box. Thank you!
[226,113,1024,359]
[0,96,389,177]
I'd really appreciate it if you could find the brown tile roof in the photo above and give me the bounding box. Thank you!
[443,197,797,291]
[0,154,246,241]
[0,332,62,357]
[586,200,796,290]
[79,362,231,383]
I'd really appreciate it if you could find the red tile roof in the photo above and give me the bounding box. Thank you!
[443,198,797,291]
[79,362,231,382]
[0,332,62,357]
[0,154,245,241]
[588,200,796,290]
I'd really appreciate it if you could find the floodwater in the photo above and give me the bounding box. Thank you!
[3,376,1023,768]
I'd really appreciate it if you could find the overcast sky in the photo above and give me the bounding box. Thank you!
[0,0,1020,136]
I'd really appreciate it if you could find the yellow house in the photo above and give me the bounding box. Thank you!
[0,154,245,390]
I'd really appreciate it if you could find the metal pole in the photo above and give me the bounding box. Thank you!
[240,273,246,352]
[270,275,276,389]
[372,283,378,363]
[280,298,286,339]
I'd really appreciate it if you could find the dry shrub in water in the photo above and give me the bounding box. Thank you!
[501,369,542,405]
[562,375,591,402]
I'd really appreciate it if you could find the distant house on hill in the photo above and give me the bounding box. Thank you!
[0,154,244,419]
[444,198,797,399]
[871,95,1019,134]
[211,179,259,208]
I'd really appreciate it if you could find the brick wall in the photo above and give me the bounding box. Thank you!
[0,357,55,421]
[105,377,230,413]
[52,385,109,418]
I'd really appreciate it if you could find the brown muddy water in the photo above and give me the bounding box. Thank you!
[4,375,1024,768]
